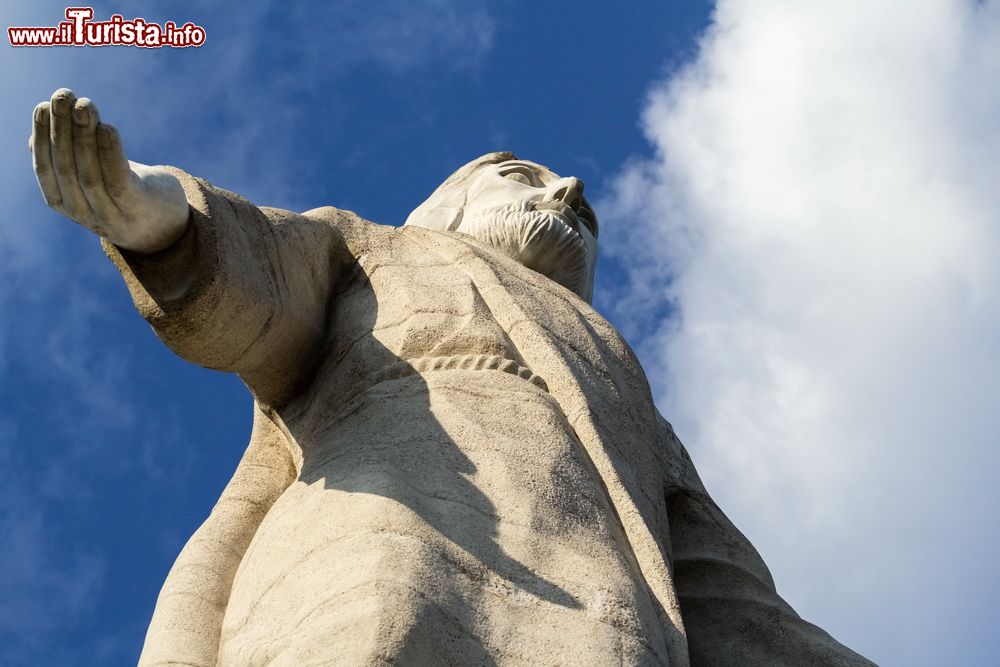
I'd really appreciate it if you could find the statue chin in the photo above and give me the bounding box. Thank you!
[460,201,593,299]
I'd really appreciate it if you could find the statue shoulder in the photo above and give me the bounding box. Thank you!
[299,205,371,230]
[295,205,391,249]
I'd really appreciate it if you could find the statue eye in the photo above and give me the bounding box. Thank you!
[504,171,532,185]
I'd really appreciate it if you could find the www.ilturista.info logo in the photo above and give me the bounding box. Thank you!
[8,7,205,48]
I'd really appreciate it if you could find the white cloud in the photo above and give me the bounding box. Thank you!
[601,1,1000,663]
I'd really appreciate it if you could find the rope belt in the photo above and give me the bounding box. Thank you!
[366,353,548,392]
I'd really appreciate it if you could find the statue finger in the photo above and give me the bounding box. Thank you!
[48,88,94,222]
[31,102,62,210]
[73,98,124,228]
[96,123,134,200]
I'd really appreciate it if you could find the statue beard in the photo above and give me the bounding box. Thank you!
[459,201,593,298]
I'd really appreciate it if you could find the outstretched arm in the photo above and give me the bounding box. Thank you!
[31,88,352,406]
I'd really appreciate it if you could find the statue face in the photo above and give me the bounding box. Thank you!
[453,160,599,302]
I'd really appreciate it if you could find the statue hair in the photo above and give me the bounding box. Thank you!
[404,152,517,231]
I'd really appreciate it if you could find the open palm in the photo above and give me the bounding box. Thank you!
[30,88,189,253]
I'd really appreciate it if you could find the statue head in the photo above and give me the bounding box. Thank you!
[404,152,599,303]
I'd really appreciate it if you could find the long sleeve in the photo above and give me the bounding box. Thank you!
[103,167,350,406]
[662,419,876,665]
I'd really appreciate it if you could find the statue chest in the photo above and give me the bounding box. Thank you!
[348,251,522,364]
[293,242,531,428]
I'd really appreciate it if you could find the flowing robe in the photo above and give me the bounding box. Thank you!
[106,169,874,666]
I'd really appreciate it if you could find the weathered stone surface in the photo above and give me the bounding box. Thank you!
[31,89,875,666]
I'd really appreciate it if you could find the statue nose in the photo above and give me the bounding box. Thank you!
[549,177,585,211]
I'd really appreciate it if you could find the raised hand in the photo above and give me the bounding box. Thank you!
[30,88,190,253]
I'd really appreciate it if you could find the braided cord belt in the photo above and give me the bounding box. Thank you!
[365,353,548,392]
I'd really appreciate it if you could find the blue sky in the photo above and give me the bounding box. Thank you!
[2,1,998,665]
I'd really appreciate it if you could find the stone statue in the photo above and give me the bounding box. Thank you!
[31,88,874,666]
